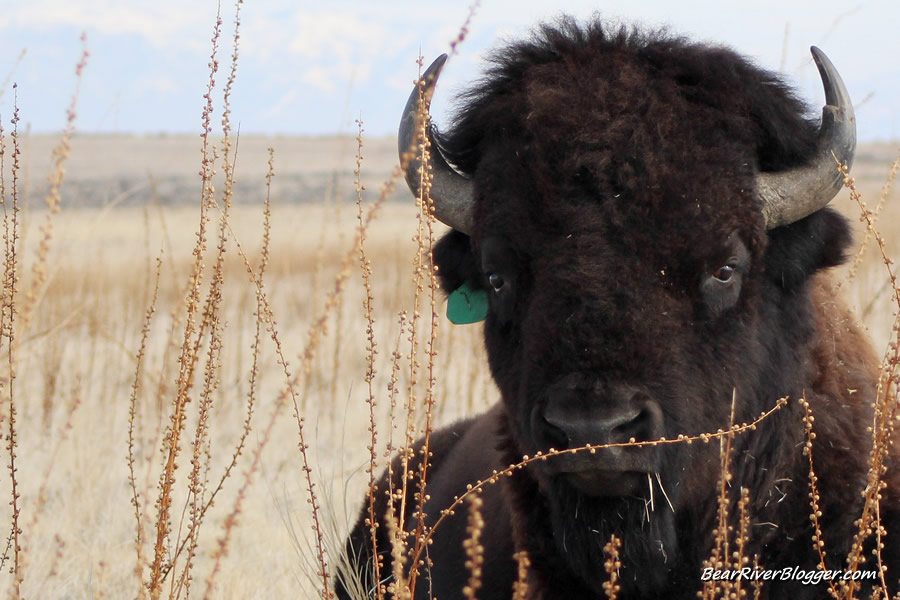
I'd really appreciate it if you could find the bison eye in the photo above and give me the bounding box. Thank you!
[488,273,505,292]
[713,265,735,283]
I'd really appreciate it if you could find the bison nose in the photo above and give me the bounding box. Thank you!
[537,382,664,453]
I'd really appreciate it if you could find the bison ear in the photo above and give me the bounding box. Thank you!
[433,229,482,295]
[764,207,851,290]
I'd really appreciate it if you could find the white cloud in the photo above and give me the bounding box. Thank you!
[135,74,180,96]
[8,0,211,48]
[238,9,402,96]
[301,66,336,94]
[287,11,385,61]
[260,88,299,120]
[240,15,292,64]
[3,0,897,138]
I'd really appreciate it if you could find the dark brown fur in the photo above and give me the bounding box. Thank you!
[337,17,899,599]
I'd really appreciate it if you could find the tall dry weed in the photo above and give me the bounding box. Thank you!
[0,34,88,600]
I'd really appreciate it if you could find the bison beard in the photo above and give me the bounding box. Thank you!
[336,15,899,600]
[509,465,680,596]
[554,492,677,595]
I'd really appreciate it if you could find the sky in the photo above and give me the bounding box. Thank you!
[1,0,898,141]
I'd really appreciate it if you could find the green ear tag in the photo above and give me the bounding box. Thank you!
[446,281,489,324]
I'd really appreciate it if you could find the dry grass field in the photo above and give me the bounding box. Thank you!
[0,129,504,598]
[0,130,894,598]
[0,12,898,600]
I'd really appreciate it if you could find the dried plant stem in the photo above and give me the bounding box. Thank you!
[1,242,18,598]
[140,295,186,565]
[846,151,900,284]
[701,391,739,600]
[193,148,273,532]
[0,49,26,103]
[750,553,764,600]
[390,61,434,587]
[449,1,481,55]
[798,396,841,599]
[353,118,386,598]
[408,397,789,579]
[837,161,899,599]
[199,149,271,600]
[148,11,222,597]
[17,35,89,341]
[290,170,398,599]
[732,487,752,599]
[406,63,444,597]
[512,551,531,600]
[462,493,485,599]
[167,148,271,591]
[128,255,162,599]
[385,506,411,600]
[203,148,400,600]
[381,311,408,599]
[1,40,87,595]
[0,88,21,583]
[602,535,622,600]
[176,4,244,596]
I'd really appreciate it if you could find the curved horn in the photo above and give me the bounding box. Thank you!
[758,46,856,229]
[398,54,476,235]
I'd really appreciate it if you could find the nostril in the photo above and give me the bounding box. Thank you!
[611,407,661,444]
[540,416,570,450]
[609,410,653,444]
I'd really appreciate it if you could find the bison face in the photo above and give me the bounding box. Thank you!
[404,21,855,594]
[434,190,850,592]
[434,177,769,581]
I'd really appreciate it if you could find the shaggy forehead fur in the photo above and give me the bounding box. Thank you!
[438,18,820,258]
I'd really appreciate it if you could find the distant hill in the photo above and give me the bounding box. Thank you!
[7,134,898,208]
[13,134,404,207]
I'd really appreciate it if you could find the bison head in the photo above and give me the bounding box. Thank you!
[399,20,855,594]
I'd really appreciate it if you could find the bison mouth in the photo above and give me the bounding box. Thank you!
[564,469,646,497]
[538,447,661,498]
[537,433,662,498]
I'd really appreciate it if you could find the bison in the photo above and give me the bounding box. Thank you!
[337,17,899,599]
